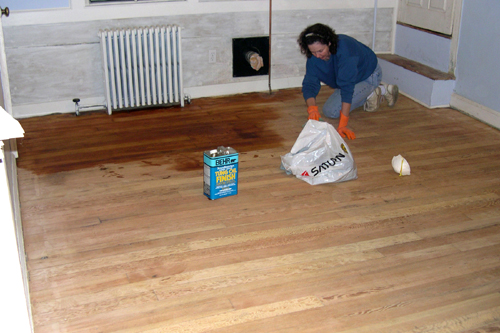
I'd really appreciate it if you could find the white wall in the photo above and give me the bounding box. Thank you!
[450,0,500,129]
[454,0,500,113]
[3,0,69,10]
[2,0,398,118]
[395,24,451,73]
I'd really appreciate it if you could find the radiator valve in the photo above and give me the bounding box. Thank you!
[72,98,106,116]
[73,98,81,116]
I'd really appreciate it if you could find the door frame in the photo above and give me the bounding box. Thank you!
[0,9,33,333]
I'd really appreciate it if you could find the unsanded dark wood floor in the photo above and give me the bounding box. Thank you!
[16,87,500,333]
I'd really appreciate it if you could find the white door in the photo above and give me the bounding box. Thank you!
[398,0,456,35]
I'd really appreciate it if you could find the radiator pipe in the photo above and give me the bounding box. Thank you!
[372,0,378,50]
[268,0,272,94]
[72,98,106,116]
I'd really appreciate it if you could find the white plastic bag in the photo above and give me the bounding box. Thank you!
[281,120,357,185]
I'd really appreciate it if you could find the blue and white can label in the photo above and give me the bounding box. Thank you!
[203,147,238,200]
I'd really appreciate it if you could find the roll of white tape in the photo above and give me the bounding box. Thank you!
[392,155,411,176]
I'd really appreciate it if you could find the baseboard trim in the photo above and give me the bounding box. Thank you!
[450,93,500,130]
[184,77,303,100]
[13,77,304,119]
[398,90,450,109]
[13,97,107,119]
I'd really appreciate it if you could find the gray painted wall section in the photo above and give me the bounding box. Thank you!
[395,24,451,73]
[3,8,393,112]
[454,0,500,114]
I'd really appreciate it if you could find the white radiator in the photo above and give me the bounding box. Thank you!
[99,26,184,115]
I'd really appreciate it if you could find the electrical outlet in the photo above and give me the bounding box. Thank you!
[208,50,216,63]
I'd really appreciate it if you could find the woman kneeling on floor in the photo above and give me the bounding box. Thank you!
[298,23,399,140]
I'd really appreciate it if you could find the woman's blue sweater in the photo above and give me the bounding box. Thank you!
[302,34,378,104]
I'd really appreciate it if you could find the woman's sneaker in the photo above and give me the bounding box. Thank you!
[383,83,399,107]
[364,87,381,112]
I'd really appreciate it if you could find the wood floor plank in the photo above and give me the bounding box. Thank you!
[336,294,500,333]
[36,298,235,333]
[211,268,500,333]
[127,296,323,333]
[16,88,500,332]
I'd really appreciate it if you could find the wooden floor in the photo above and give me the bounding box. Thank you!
[16,88,500,333]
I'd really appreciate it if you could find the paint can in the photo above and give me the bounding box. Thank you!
[203,146,239,200]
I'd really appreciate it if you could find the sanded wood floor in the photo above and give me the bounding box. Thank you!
[16,87,500,332]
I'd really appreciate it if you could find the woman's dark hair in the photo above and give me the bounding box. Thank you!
[298,23,339,58]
